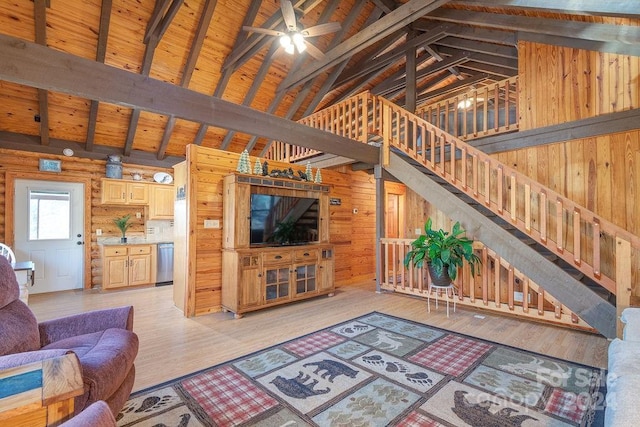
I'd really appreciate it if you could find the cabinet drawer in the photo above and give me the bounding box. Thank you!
[129,245,152,255]
[104,246,128,256]
[263,252,291,264]
[294,249,318,262]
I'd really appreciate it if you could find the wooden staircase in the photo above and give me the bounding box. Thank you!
[267,90,637,338]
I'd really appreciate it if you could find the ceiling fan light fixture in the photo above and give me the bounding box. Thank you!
[280,34,292,49]
[292,32,306,53]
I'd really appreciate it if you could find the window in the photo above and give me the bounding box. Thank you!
[29,190,71,240]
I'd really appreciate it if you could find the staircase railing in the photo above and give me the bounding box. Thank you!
[266,90,638,318]
[415,76,519,141]
[380,238,593,331]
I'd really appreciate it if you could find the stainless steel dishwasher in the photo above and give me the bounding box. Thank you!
[156,243,174,286]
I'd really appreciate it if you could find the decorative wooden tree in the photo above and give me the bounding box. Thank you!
[253,158,263,175]
[236,150,251,174]
[314,168,322,183]
[305,162,313,181]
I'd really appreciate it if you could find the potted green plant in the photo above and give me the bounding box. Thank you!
[113,214,133,243]
[404,217,481,285]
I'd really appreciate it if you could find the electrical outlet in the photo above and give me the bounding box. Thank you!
[204,219,220,229]
[415,228,421,235]
[96,229,102,236]
[136,212,141,219]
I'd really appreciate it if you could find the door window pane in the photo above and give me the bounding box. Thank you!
[29,190,71,240]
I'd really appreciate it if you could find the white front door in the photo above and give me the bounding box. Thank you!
[14,179,84,294]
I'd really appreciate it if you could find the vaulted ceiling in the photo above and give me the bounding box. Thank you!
[0,0,638,167]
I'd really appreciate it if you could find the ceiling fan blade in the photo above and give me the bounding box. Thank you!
[301,22,341,38]
[303,41,325,60]
[242,26,283,37]
[281,0,298,32]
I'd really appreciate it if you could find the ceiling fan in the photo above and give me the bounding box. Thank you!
[242,0,341,60]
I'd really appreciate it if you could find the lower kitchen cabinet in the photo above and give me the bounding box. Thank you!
[221,244,334,318]
[102,244,156,289]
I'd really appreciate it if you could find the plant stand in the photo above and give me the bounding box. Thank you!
[427,282,456,317]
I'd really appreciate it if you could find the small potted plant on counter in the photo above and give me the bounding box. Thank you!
[404,217,481,286]
[113,214,133,243]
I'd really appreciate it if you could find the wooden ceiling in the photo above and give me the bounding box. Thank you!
[0,0,638,167]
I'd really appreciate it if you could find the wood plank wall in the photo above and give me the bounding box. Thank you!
[182,146,377,316]
[0,148,173,288]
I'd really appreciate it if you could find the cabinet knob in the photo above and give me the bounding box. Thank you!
[275,255,282,259]
[303,252,309,256]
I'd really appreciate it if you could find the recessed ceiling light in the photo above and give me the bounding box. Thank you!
[63,148,74,157]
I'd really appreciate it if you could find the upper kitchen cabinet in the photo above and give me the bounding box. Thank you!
[101,179,149,205]
[149,184,174,219]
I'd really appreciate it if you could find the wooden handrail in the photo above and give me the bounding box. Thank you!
[267,89,638,312]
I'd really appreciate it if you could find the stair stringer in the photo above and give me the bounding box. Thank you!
[385,152,616,339]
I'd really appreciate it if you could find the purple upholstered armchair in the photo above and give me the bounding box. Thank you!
[0,255,138,416]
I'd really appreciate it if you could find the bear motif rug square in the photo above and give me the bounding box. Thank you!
[117,312,605,426]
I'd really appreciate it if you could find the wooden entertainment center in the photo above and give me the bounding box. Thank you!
[221,174,335,318]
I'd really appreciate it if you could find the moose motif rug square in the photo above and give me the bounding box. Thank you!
[117,312,605,426]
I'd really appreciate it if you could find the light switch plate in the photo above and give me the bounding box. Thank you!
[204,219,220,229]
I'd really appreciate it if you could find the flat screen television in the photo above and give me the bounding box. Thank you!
[250,194,319,246]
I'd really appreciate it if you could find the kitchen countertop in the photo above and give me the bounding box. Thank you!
[98,237,173,245]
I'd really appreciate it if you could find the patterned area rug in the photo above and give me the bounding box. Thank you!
[117,312,606,426]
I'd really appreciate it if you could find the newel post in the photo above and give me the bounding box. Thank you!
[615,236,632,338]
[382,103,391,167]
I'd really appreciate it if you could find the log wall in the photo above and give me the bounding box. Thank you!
[181,146,377,316]
[0,148,173,288]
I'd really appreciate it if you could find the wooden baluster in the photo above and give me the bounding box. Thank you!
[430,129,436,168]
[361,95,368,144]
[522,277,529,313]
[540,191,547,243]
[497,166,503,214]
[538,289,544,315]
[556,199,563,252]
[573,208,581,265]
[420,126,427,164]
[483,86,489,135]
[593,219,601,278]
[510,173,516,223]
[440,133,447,176]
[504,80,510,130]
[484,159,490,206]
[382,104,391,167]
[482,247,488,305]
[494,255,500,308]
[524,183,531,232]
[384,240,390,288]
[508,267,514,310]
[469,261,475,302]
[472,154,478,197]
[514,78,519,130]
[450,139,456,183]
[472,89,478,138]
[494,84,499,131]
[461,147,467,190]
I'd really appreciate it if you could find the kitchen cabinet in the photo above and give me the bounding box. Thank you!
[149,184,174,219]
[102,244,156,289]
[101,179,149,205]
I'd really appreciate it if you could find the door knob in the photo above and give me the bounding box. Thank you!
[77,241,84,245]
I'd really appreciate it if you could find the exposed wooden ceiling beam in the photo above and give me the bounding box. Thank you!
[34,0,49,146]
[437,46,518,69]
[145,0,171,43]
[158,0,218,159]
[279,0,452,92]
[335,25,449,88]
[422,9,640,56]
[371,0,396,14]
[417,72,489,102]
[156,0,185,41]
[0,131,182,168]
[470,108,640,154]
[519,31,640,57]
[86,0,113,152]
[448,0,640,17]
[423,45,462,79]
[459,61,516,78]
[435,37,518,59]
[0,34,379,164]
[442,25,517,46]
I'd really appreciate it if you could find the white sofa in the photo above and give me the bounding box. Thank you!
[605,308,640,426]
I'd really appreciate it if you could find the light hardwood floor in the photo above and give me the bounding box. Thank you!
[28,281,610,393]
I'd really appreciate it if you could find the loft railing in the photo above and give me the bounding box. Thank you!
[266,90,638,318]
[415,76,519,141]
[380,238,592,331]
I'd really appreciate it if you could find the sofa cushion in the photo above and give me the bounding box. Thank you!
[605,375,640,426]
[620,308,640,341]
[0,255,19,309]
[608,338,640,379]
[42,328,139,403]
[0,300,41,356]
